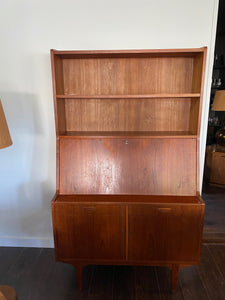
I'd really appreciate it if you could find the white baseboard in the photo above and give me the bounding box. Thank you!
[0,236,54,248]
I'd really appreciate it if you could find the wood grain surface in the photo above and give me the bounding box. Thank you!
[59,138,197,195]
[50,48,207,292]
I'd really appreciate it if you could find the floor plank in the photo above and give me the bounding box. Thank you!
[207,244,225,280]
[29,249,91,300]
[87,265,114,300]
[202,185,225,243]
[196,244,225,300]
[113,266,135,300]
[135,266,159,300]
[0,247,24,283]
[2,247,42,300]
[178,265,210,300]
[156,267,184,300]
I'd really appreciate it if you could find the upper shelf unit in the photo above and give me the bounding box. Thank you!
[51,48,206,97]
[51,48,207,137]
[59,131,197,139]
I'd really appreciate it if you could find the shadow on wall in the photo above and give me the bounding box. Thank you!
[1,92,45,135]
[0,92,55,243]
[17,181,54,238]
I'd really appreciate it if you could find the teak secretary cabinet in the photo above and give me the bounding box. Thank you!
[51,48,207,292]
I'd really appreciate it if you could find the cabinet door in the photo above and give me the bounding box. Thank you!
[128,204,204,263]
[53,203,125,260]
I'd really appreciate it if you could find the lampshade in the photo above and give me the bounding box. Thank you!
[211,90,225,111]
[0,100,12,149]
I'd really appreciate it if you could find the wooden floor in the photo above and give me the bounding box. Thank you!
[0,244,225,300]
[202,185,225,242]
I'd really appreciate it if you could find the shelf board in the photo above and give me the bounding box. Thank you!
[52,47,206,59]
[55,194,203,204]
[56,93,200,99]
[59,131,197,139]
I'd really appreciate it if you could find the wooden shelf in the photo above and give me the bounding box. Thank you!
[59,131,197,139]
[55,194,204,204]
[52,48,206,58]
[56,94,200,99]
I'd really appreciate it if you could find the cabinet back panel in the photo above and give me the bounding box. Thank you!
[64,98,191,132]
[59,138,196,195]
[62,57,194,95]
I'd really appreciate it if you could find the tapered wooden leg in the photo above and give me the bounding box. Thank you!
[75,265,83,291]
[171,264,179,293]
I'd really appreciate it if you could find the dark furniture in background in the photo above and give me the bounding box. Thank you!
[207,0,225,146]
[205,145,225,187]
[204,0,225,189]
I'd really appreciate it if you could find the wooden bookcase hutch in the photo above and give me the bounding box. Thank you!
[51,48,207,292]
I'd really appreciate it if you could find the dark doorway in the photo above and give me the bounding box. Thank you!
[203,0,225,242]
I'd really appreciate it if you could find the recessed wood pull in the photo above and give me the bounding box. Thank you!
[158,208,172,212]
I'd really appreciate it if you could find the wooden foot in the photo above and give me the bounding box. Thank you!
[171,264,179,293]
[75,265,83,291]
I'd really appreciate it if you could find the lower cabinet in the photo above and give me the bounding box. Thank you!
[52,197,205,291]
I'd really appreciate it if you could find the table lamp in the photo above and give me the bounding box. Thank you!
[0,99,12,149]
[211,90,225,146]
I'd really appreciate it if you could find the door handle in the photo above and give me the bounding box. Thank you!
[157,208,172,213]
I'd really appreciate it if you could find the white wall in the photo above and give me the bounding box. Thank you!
[0,0,219,247]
